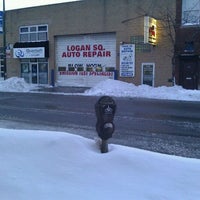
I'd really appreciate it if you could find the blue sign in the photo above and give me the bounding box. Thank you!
[0,11,3,33]
[120,44,135,77]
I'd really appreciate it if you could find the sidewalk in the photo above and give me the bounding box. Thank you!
[36,86,90,94]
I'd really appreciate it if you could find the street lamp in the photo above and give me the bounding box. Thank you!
[3,0,6,79]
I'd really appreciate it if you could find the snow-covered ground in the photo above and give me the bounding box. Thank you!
[0,77,200,200]
[0,128,200,200]
[1,77,200,101]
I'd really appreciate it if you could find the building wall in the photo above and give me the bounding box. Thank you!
[0,0,175,87]
[175,0,200,89]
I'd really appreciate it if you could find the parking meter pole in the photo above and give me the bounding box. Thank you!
[101,139,108,153]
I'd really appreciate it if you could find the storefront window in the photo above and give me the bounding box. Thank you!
[21,63,29,73]
[20,59,48,84]
[39,63,48,84]
[21,63,30,83]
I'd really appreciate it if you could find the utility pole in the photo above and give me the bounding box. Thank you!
[3,0,6,79]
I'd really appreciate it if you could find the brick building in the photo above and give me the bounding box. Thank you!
[175,0,200,89]
[0,0,175,87]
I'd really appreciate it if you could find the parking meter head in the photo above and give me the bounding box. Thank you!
[95,96,116,140]
[95,96,116,121]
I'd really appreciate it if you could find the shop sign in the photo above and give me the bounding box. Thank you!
[56,34,116,87]
[120,44,135,77]
[13,47,45,58]
[59,71,114,77]
[58,70,115,87]
[56,34,116,72]
[144,16,157,45]
[61,44,111,58]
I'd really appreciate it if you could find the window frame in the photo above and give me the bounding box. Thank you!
[141,63,155,87]
[19,24,48,42]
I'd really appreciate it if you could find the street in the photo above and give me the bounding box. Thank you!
[0,92,200,158]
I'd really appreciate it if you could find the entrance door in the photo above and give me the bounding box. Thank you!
[31,63,38,84]
[181,59,198,89]
[141,63,155,86]
[21,59,48,84]
[21,63,38,84]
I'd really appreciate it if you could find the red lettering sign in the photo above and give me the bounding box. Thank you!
[59,71,113,76]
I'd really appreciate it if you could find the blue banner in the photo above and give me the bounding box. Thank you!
[0,11,3,33]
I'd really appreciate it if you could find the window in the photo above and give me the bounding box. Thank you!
[105,67,115,72]
[19,24,48,42]
[130,35,151,53]
[86,66,93,72]
[58,67,66,71]
[182,0,200,25]
[184,41,194,52]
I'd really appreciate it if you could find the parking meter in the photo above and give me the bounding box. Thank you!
[95,96,116,152]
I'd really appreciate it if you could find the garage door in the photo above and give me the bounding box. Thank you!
[55,33,116,87]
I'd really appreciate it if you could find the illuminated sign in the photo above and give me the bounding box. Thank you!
[144,16,157,45]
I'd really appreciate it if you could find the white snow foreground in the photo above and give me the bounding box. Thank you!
[0,128,199,200]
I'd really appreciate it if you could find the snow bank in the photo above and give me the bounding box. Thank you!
[0,77,39,92]
[85,79,200,101]
[1,77,200,102]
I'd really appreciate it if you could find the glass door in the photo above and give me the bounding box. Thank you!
[21,59,48,84]
[141,63,155,86]
[31,63,38,84]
